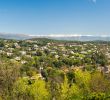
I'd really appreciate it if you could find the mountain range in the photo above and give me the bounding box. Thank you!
[0,33,110,41]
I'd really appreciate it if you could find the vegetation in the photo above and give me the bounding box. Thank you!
[0,38,110,100]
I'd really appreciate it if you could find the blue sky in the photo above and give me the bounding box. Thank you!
[0,0,110,35]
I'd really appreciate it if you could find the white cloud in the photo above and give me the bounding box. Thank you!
[91,0,96,3]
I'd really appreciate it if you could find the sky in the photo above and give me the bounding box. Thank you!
[0,0,110,36]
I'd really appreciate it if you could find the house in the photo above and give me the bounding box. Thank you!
[21,60,27,64]
[15,57,21,61]
[7,52,13,56]
[19,51,26,55]
[55,55,59,59]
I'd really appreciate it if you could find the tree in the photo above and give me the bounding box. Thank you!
[84,92,106,100]
[90,72,110,93]
[60,75,70,100]
[66,71,75,83]
[13,77,50,100]
[12,78,30,100]
[0,61,20,100]
[30,79,50,100]
[74,70,91,96]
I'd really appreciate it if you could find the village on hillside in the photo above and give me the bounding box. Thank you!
[1,38,110,100]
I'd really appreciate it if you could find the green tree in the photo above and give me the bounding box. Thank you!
[75,70,91,97]
[0,61,20,100]
[13,77,50,100]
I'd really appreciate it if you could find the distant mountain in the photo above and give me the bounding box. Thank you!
[0,33,31,40]
[49,36,110,41]
[0,33,110,41]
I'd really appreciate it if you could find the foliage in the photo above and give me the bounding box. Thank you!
[0,39,110,100]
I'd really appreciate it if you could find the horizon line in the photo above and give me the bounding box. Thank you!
[0,32,110,37]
